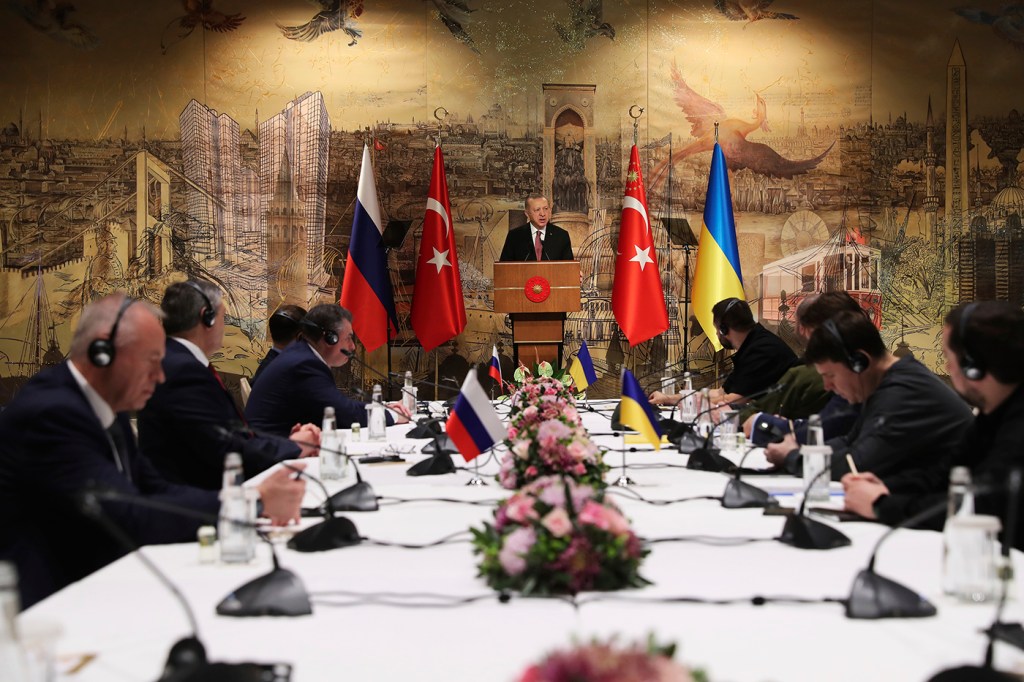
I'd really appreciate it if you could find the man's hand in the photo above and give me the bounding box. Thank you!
[842,472,888,520]
[648,390,680,406]
[386,402,412,424]
[289,423,321,458]
[257,463,307,525]
[742,414,757,438]
[764,432,797,466]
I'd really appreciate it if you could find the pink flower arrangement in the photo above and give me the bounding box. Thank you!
[517,638,704,682]
[472,476,649,595]
[499,416,607,490]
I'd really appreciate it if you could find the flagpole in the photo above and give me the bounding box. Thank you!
[627,104,642,383]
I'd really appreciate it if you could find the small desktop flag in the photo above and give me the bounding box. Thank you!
[446,369,507,462]
[619,368,663,450]
[568,339,598,391]
[488,345,502,391]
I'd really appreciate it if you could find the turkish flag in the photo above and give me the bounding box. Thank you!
[612,145,669,346]
[411,145,467,352]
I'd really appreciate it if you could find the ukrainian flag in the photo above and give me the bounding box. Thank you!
[619,369,663,450]
[692,143,745,352]
[568,339,598,391]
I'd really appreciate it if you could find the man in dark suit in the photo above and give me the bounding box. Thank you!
[252,303,307,386]
[0,294,306,608]
[499,194,573,262]
[246,303,411,435]
[138,281,318,490]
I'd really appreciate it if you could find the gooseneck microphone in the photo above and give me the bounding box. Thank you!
[778,466,852,551]
[721,445,779,509]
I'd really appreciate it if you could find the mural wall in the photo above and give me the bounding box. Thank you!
[1,0,1023,401]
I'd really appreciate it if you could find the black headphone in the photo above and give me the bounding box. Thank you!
[88,297,137,367]
[718,298,742,336]
[957,303,985,380]
[272,308,302,324]
[300,318,339,346]
[823,318,870,374]
[184,281,217,328]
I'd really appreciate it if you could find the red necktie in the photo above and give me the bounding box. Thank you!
[209,363,247,424]
[534,229,543,261]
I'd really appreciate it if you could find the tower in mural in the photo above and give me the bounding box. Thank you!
[542,84,597,217]
[923,96,939,243]
[179,99,241,265]
[265,150,309,312]
[259,91,330,293]
[945,40,972,302]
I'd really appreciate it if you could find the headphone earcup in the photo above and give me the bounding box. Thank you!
[961,352,985,380]
[323,329,339,345]
[200,307,216,328]
[88,339,115,367]
[718,324,729,336]
[849,351,869,374]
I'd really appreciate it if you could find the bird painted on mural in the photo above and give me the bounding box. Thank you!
[554,0,615,52]
[427,0,479,54]
[714,0,798,23]
[160,0,245,53]
[953,4,1024,50]
[278,0,364,46]
[8,0,99,49]
[649,63,833,187]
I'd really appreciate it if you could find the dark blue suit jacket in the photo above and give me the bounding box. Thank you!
[0,362,219,608]
[245,340,391,436]
[138,339,299,489]
[251,347,280,387]
[499,223,573,262]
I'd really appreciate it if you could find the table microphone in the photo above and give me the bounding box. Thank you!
[778,466,852,550]
[281,462,363,553]
[78,485,312,627]
[407,431,458,476]
[679,383,787,463]
[721,445,779,509]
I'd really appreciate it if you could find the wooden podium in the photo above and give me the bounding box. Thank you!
[494,261,580,366]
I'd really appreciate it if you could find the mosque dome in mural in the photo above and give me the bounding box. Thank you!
[991,185,1024,215]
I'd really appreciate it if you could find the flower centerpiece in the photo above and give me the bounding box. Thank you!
[507,365,576,420]
[517,637,706,682]
[472,476,649,595]
[500,416,608,490]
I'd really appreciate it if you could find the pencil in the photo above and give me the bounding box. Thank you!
[846,454,859,475]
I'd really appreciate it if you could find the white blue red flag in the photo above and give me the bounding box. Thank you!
[445,369,506,462]
[488,345,502,390]
[340,144,398,352]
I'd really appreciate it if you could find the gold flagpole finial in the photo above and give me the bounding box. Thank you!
[714,121,719,143]
[628,105,644,146]
[433,107,449,148]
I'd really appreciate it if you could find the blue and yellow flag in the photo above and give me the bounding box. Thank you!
[692,143,745,352]
[619,369,663,450]
[568,339,598,391]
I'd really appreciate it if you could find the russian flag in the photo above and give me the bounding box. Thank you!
[445,369,506,462]
[340,144,398,352]
[619,368,663,450]
[488,345,502,390]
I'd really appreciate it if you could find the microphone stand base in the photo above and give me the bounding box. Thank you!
[613,475,636,487]
[722,478,778,509]
[216,568,313,617]
[845,569,937,619]
[779,514,852,550]
[989,621,1024,651]
[465,476,488,487]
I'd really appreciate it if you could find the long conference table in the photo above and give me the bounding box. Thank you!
[21,400,1024,681]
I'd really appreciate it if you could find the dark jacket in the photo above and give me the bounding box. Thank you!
[723,323,800,397]
[499,223,573,262]
[138,339,300,489]
[251,347,280,386]
[0,362,219,608]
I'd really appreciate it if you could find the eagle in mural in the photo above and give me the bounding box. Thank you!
[714,0,798,23]
[427,0,479,54]
[554,0,615,51]
[953,4,1024,50]
[651,63,833,185]
[9,0,99,49]
[160,0,245,54]
[278,0,364,46]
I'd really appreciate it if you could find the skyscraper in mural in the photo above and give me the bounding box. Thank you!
[259,91,330,295]
[265,150,309,313]
[179,99,241,265]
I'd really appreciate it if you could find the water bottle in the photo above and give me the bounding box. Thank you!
[696,388,713,438]
[0,562,30,682]
[367,384,387,442]
[320,406,341,480]
[680,372,697,423]
[943,466,978,595]
[801,414,831,503]
[402,371,417,415]
[219,452,255,564]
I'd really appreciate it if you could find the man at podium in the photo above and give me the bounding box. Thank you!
[499,194,573,262]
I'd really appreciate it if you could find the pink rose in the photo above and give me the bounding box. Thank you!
[578,500,610,530]
[541,507,573,537]
[512,440,531,460]
[505,494,538,524]
[498,526,536,576]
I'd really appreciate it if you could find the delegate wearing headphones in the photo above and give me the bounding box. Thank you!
[710,297,799,404]
[842,301,1024,548]
[765,309,973,490]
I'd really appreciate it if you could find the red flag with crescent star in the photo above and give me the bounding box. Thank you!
[612,144,669,346]
[411,144,467,352]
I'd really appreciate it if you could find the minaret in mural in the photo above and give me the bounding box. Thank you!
[923,96,939,243]
[945,40,972,302]
[265,150,309,313]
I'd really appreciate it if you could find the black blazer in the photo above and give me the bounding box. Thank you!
[138,339,300,489]
[0,362,219,608]
[251,347,280,386]
[499,223,573,262]
[245,340,393,436]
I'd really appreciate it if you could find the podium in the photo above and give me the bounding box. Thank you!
[493,261,580,366]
